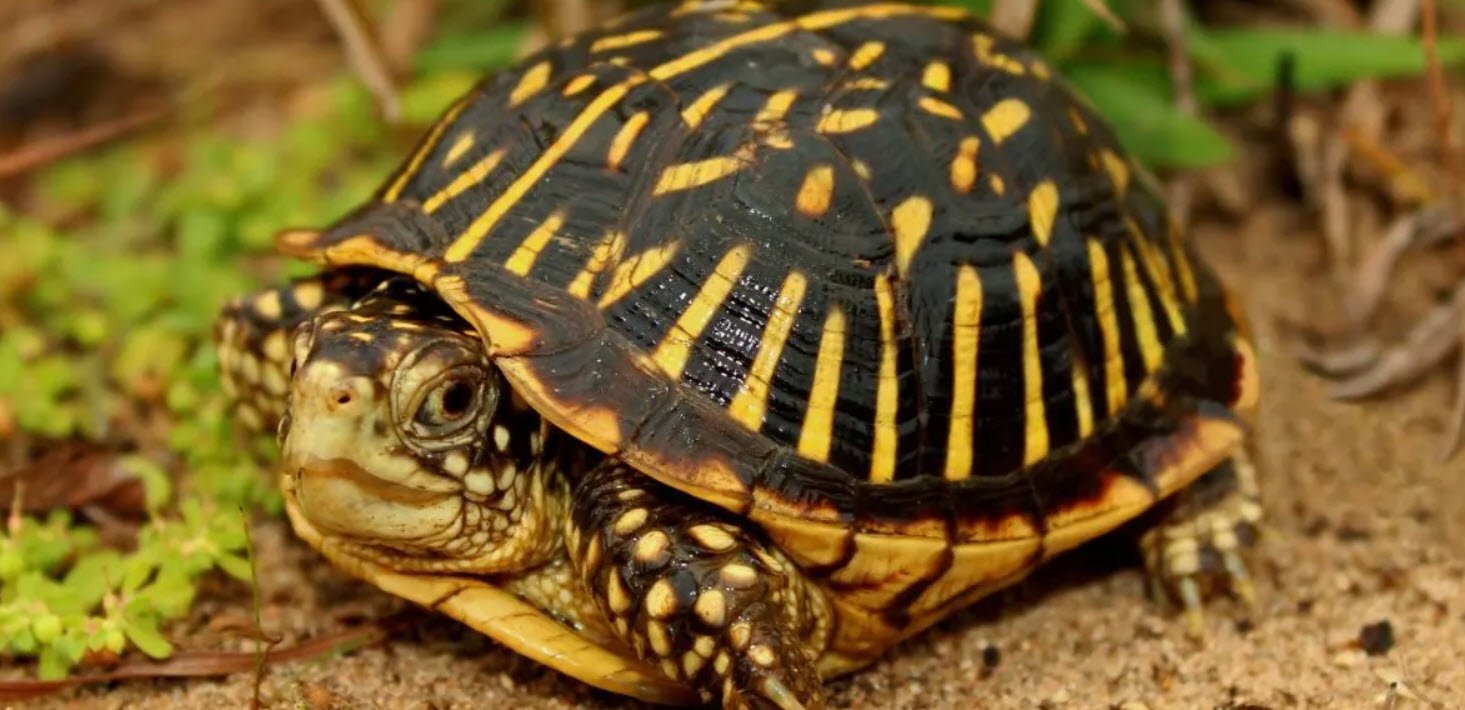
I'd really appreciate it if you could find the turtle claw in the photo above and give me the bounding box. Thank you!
[1141,454,1265,635]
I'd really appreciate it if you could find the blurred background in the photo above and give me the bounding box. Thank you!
[1,1,1463,707]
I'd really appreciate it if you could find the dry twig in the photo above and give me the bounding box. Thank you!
[989,0,1038,39]
[1420,0,1457,178]
[0,105,167,179]
[1158,0,1198,226]
[314,0,401,123]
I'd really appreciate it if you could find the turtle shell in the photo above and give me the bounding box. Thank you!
[280,0,1257,637]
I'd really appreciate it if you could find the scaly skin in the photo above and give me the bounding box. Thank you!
[218,278,834,707]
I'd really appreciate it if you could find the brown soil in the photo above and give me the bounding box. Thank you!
[16,183,1461,710]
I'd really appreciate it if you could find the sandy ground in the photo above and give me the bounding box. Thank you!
[12,197,1458,710]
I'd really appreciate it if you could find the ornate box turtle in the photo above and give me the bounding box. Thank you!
[217,2,1264,706]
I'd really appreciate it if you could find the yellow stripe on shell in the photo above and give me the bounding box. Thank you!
[681,83,732,129]
[598,241,681,308]
[446,3,966,262]
[870,274,899,483]
[755,89,799,125]
[651,245,753,379]
[950,136,980,194]
[590,29,665,53]
[562,74,597,96]
[1119,245,1164,372]
[607,111,651,171]
[848,41,885,70]
[653,146,754,195]
[509,61,554,107]
[1100,149,1129,194]
[1013,253,1048,466]
[972,34,1025,75]
[944,265,981,481]
[1087,240,1126,415]
[797,306,847,462]
[816,108,880,134]
[568,231,626,299]
[1128,222,1186,336]
[1071,348,1094,438]
[442,132,474,168]
[923,61,951,92]
[918,96,963,120]
[424,148,507,214]
[980,98,1031,145]
[727,271,807,432]
[891,195,933,277]
[1027,180,1058,247]
[796,164,835,218]
[503,211,566,276]
[383,96,469,202]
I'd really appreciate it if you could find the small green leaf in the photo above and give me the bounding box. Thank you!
[1032,1,1101,61]
[1064,63,1234,168]
[123,617,173,659]
[215,552,254,583]
[413,22,528,73]
[1191,27,1465,106]
[37,643,73,680]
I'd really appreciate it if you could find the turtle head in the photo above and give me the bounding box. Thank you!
[279,278,560,574]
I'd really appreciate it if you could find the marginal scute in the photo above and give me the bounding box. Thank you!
[826,532,949,611]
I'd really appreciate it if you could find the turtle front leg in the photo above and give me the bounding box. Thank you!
[567,461,832,709]
[1141,450,1266,634]
[214,269,381,435]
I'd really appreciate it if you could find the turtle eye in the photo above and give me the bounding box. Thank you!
[409,366,493,440]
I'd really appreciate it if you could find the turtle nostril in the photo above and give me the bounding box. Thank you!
[324,381,368,413]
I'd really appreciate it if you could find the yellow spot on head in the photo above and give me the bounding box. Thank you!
[816,108,880,134]
[811,47,838,66]
[292,280,324,311]
[443,132,475,167]
[848,41,885,70]
[869,275,899,483]
[981,98,1031,145]
[253,290,283,320]
[944,266,981,481]
[728,271,807,431]
[589,29,664,53]
[923,61,951,92]
[990,174,1006,195]
[796,164,835,218]
[797,306,847,462]
[891,195,933,277]
[607,111,650,171]
[950,136,980,194]
[510,61,553,107]
[681,83,732,129]
[1013,252,1048,466]
[651,245,753,379]
[1027,180,1059,247]
[918,96,963,120]
[851,159,872,181]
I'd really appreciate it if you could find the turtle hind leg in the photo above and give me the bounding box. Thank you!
[215,269,380,435]
[1140,450,1265,635]
[566,461,832,709]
